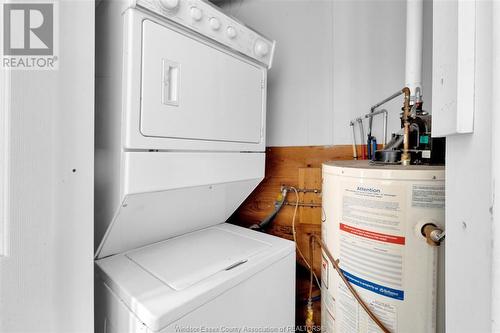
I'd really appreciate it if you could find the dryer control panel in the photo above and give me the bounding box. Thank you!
[134,0,275,68]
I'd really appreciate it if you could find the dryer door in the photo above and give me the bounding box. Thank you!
[140,19,265,144]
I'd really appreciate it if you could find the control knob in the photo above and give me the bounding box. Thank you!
[226,26,237,39]
[190,6,203,21]
[158,0,179,11]
[209,17,221,31]
[254,40,270,58]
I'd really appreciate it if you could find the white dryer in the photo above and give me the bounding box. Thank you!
[94,0,295,332]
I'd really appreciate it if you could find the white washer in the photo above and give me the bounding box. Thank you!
[95,224,295,333]
[94,1,293,332]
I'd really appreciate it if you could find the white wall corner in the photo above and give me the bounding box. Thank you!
[490,0,500,330]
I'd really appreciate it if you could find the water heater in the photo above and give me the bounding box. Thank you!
[320,161,444,332]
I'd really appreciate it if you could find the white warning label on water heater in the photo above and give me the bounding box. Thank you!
[412,184,445,209]
[339,182,405,298]
[321,254,329,289]
[334,180,405,332]
[337,283,398,332]
[342,184,404,233]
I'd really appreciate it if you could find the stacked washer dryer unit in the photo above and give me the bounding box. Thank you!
[94,1,295,332]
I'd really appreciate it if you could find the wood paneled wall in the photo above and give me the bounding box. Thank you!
[229,145,360,327]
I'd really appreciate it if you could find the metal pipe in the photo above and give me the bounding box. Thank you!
[383,110,388,147]
[366,108,388,117]
[401,87,411,165]
[350,121,358,160]
[281,186,321,194]
[284,201,322,208]
[370,90,405,112]
[368,90,404,137]
[364,109,388,147]
[384,134,404,150]
[357,118,366,159]
[357,118,365,142]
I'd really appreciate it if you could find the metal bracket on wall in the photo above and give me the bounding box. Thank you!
[281,185,322,194]
[283,201,322,208]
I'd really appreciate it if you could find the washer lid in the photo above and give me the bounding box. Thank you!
[95,224,295,332]
[126,227,270,290]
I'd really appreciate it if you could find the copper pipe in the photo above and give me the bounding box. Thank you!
[401,87,411,165]
[309,235,391,333]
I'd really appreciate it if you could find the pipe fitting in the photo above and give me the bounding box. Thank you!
[421,223,445,246]
[305,300,314,333]
[401,87,412,165]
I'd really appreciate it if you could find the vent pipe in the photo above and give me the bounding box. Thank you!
[405,0,424,103]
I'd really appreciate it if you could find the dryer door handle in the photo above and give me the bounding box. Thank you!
[161,59,180,106]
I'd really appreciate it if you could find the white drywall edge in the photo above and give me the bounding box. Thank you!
[432,0,476,136]
[0,69,10,257]
[491,0,500,330]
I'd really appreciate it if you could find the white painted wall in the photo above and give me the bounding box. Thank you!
[0,1,94,332]
[492,1,500,331]
[441,1,493,332]
[222,0,334,146]
[332,0,406,145]
[221,0,432,147]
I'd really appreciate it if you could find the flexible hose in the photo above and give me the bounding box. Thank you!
[309,234,390,333]
[250,189,288,230]
[289,187,322,290]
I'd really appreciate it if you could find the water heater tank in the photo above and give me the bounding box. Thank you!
[320,161,444,333]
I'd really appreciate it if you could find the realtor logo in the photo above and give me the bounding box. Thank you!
[4,3,53,55]
[1,2,58,70]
